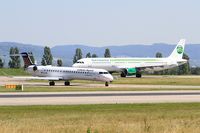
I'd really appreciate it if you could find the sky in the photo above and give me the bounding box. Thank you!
[0,0,200,46]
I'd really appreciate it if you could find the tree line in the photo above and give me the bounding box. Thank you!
[72,48,111,63]
[0,47,111,68]
[0,47,200,75]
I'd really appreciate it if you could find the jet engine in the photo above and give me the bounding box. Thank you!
[121,68,136,77]
[33,65,38,71]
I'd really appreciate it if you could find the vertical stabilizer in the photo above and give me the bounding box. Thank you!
[21,52,34,68]
[168,39,186,60]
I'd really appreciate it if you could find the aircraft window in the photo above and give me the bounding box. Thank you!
[99,72,103,74]
[99,72,109,74]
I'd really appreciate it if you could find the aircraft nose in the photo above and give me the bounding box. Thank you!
[107,74,114,82]
[72,63,77,67]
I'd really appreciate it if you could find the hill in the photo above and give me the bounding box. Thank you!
[0,42,200,66]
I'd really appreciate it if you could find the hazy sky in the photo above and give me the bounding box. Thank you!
[0,0,199,46]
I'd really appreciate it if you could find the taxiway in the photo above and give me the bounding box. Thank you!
[0,91,200,105]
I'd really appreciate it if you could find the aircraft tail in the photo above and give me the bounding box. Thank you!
[168,39,186,60]
[21,52,34,68]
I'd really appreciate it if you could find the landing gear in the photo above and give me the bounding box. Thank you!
[49,81,55,86]
[121,69,127,77]
[136,69,142,78]
[105,82,109,87]
[64,81,70,86]
[136,73,142,78]
[120,73,126,77]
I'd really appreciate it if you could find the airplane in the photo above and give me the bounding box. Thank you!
[19,52,113,86]
[73,39,187,78]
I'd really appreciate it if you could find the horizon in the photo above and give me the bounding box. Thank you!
[0,41,199,48]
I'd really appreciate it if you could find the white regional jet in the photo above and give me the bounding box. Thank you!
[73,39,187,78]
[20,52,113,86]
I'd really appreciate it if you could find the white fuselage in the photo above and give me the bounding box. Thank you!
[73,57,187,73]
[26,65,113,82]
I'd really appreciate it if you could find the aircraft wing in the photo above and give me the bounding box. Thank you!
[13,76,63,81]
[117,63,167,71]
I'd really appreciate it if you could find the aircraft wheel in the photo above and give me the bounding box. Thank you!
[136,73,142,78]
[49,81,55,86]
[120,73,126,77]
[105,82,109,87]
[64,81,70,86]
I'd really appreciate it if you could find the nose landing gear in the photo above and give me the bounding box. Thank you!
[105,82,109,87]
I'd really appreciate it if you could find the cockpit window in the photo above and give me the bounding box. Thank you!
[76,61,84,64]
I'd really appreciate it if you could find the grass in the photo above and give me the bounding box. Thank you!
[0,68,29,76]
[74,76,200,85]
[1,75,200,92]
[0,103,200,133]
[28,76,200,86]
[1,86,200,92]
[113,76,200,85]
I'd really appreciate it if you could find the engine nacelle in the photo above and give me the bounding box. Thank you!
[127,68,136,76]
[121,68,137,77]
[33,65,38,71]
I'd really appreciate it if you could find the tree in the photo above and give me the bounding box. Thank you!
[0,58,3,68]
[8,47,21,68]
[104,48,111,58]
[73,48,82,63]
[41,58,46,66]
[86,52,91,58]
[177,53,190,75]
[191,67,200,75]
[57,59,63,66]
[41,46,53,65]
[92,54,98,58]
[156,52,162,58]
[154,52,163,75]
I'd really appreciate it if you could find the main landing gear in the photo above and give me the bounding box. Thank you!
[136,69,142,78]
[120,72,126,77]
[64,81,70,86]
[136,73,142,78]
[49,81,55,86]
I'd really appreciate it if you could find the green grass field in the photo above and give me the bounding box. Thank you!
[30,76,200,85]
[0,68,29,76]
[0,103,200,133]
[1,76,200,92]
[72,77,200,86]
[1,86,200,92]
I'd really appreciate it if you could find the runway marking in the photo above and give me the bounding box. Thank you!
[1,92,200,98]
[1,91,200,105]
